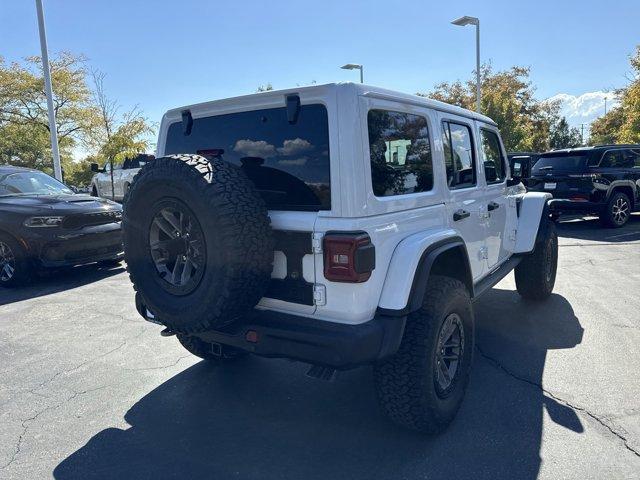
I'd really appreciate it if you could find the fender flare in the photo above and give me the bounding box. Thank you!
[378,234,473,316]
[514,192,552,254]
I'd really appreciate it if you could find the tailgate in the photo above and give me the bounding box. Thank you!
[258,211,318,315]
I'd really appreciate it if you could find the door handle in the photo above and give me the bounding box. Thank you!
[453,209,471,221]
[488,201,500,211]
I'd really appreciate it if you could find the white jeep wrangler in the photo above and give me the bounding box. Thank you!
[123,83,557,433]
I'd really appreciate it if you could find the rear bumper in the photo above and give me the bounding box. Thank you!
[136,294,406,369]
[548,198,604,215]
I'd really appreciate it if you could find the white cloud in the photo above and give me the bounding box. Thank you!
[277,138,313,156]
[546,91,619,129]
[278,157,308,166]
[233,139,276,158]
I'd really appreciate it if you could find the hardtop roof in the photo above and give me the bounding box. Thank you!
[164,82,498,126]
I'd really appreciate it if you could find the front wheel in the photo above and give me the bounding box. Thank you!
[515,219,558,300]
[177,334,248,363]
[374,275,474,434]
[0,234,32,288]
[600,192,631,228]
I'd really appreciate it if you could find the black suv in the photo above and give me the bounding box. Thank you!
[527,145,640,227]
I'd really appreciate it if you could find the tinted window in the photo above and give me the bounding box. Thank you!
[627,149,640,168]
[164,104,331,211]
[532,153,588,173]
[442,122,476,189]
[480,129,506,183]
[599,150,628,168]
[367,110,434,196]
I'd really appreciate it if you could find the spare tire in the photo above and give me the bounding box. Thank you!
[122,154,273,333]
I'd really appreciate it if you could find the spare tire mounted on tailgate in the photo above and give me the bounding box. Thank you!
[123,154,274,333]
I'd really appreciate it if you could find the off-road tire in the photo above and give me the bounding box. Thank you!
[374,275,474,434]
[515,219,558,300]
[122,154,273,333]
[0,233,32,288]
[177,334,248,363]
[600,191,631,228]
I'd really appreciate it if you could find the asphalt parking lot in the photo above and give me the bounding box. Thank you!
[1,215,639,480]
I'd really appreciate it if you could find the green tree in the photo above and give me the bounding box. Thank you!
[0,52,96,170]
[420,65,558,152]
[256,83,274,92]
[549,117,582,149]
[589,45,640,144]
[86,71,154,197]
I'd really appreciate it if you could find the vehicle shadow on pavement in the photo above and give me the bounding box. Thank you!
[556,213,640,243]
[0,263,125,306]
[54,288,583,480]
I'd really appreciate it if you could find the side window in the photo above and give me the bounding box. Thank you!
[479,129,506,184]
[599,150,625,168]
[625,149,640,168]
[442,121,476,189]
[103,163,111,173]
[367,109,434,197]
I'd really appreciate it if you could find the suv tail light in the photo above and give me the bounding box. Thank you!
[323,232,375,283]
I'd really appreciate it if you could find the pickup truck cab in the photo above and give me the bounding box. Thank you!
[90,154,154,201]
[122,83,557,433]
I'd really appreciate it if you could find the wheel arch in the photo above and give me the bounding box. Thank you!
[608,184,635,209]
[377,231,473,315]
[514,192,552,254]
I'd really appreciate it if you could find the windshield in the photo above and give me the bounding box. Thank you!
[0,171,73,197]
[532,153,588,174]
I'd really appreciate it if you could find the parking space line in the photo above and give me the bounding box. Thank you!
[604,231,640,240]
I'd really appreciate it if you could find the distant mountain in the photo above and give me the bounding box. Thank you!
[547,91,619,131]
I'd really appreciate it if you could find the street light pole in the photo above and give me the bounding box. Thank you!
[452,16,481,114]
[35,0,62,181]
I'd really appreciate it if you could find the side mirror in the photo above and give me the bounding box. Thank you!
[90,163,100,173]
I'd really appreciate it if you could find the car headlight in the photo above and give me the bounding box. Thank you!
[24,216,64,227]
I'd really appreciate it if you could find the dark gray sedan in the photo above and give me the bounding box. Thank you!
[0,165,123,287]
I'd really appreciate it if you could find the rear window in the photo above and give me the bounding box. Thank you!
[532,153,588,174]
[164,104,331,211]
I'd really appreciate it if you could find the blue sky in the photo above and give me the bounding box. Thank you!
[1,0,639,138]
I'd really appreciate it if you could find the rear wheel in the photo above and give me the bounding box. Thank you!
[0,234,31,288]
[515,219,558,300]
[177,334,247,363]
[374,275,474,434]
[601,191,631,228]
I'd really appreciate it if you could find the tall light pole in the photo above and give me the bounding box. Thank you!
[341,63,364,83]
[451,16,481,114]
[35,0,62,181]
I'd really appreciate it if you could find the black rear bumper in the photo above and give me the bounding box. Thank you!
[548,199,604,215]
[136,294,406,370]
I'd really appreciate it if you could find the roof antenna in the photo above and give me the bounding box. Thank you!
[181,110,193,136]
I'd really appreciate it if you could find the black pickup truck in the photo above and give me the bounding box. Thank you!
[527,145,640,227]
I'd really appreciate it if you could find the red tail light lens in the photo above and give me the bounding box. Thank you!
[323,232,375,283]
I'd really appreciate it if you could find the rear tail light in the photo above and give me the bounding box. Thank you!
[323,232,375,283]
